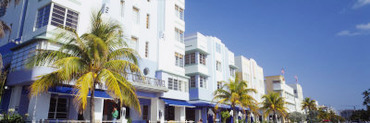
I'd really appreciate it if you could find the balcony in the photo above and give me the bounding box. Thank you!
[124,73,168,93]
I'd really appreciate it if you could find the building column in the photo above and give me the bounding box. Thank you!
[8,86,22,111]
[27,93,51,121]
[150,97,165,123]
[201,108,207,123]
[175,106,186,121]
[195,109,202,122]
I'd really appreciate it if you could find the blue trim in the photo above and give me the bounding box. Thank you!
[136,91,157,98]
[18,0,29,38]
[160,98,195,107]
[48,86,111,98]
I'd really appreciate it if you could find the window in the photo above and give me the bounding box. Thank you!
[120,0,125,17]
[273,80,281,84]
[175,52,184,67]
[217,81,222,89]
[36,4,51,29]
[216,61,222,71]
[175,5,184,20]
[11,43,39,71]
[50,4,79,31]
[146,14,150,29]
[199,53,206,65]
[48,95,68,119]
[185,53,195,65]
[216,43,221,53]
[173,79,179,90]
[132,7,139,24]
[190,76,196,88]
[175,28,184,43]
[145,42,149,58]
[230,68,235,77]
[0,6,6,17]
[130,37,138,50]
[179,80,182,91]
[143,105,149,120]
[168,78,173,89]
[199,76,206,88]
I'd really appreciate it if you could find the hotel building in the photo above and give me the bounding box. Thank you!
[0,0,190,122]
[184,32,237,122]
[265,75,304,113]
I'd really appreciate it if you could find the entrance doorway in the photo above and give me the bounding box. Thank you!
[103,100,120,120]
[165,106,175,121]
[186,108,195,121]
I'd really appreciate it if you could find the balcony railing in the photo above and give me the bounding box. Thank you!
[124,73,166,88]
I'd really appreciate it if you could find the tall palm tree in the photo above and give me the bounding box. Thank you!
[27,11,141,122]
[213,73,257,123]
[363,88,370,110]
[302,97,317,123]
[0,0,21,38]
[261,92,287,123]
[302,97,317,114]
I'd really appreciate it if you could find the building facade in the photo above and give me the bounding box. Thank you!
[234,56,265,104]
[184,32,237,122]
[0,0,190,122]
[265,75,304,113]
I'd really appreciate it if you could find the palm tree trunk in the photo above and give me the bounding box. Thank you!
[233,106,237,123]
[272,111,277,123]
[90,83,96,123]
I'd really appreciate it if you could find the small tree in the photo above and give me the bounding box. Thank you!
[221,110,231,123]
[287,111,306,122]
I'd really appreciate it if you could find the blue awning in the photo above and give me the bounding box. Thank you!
[161,98,195,108]
[190,102,231,109]
[49,86,111,98]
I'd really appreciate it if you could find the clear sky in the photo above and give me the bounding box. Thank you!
[185,0,370,111]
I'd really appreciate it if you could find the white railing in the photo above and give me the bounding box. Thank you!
[125,73,166,88]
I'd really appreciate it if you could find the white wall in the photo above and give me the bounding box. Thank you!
[27,93,51,121]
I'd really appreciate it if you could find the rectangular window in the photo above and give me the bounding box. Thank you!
[11,43,38,71]
[179,80,182,91]
[36,4,51,29]
[48,4,79,31]
[175,5,184,20]
[175,52,184,67]
[175,28,184,43]
[199,53,206,65]
[143,105,149,120]
[174,79,178,90]
[190,76,196,88]
[48,95,68,119]
[168,78,173,89]
[216,43,221,53]
[132,7,139,24]
[216,61,222,71]
[199,76,206,88]
[273,80,281,84]
[146,14,150,29]
[217,81,222,89]
[185,53,196,65]
[120,0,125,17]
[130,37,138,50]
[145,42,149,58]
[230,68,235,77]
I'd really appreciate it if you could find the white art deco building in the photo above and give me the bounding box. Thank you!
[0,0,191,122]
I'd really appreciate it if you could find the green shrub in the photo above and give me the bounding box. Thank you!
[0,110,25,123]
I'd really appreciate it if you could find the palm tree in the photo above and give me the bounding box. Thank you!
[302,97,317,122]
[213,73,257,123]
[302,97,317,113]
[27,11,141,122]
[363,88,370,110]
[0,0,21,38]
[261,92,287,123]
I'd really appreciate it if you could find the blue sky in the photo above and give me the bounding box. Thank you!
[185,0,370,110]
